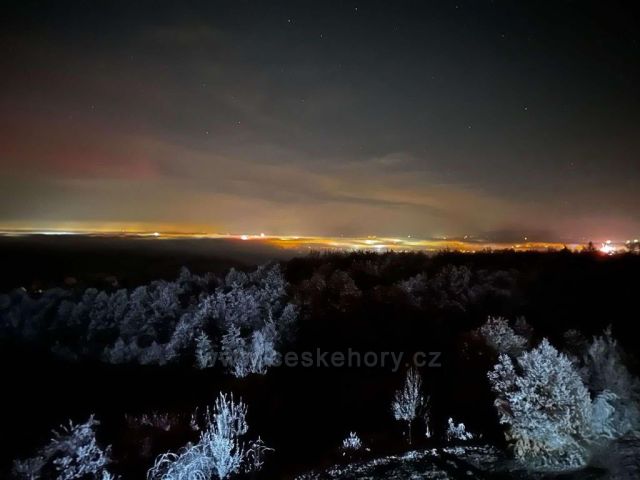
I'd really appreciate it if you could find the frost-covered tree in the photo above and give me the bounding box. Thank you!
[220,325,249,378]
[211,288,261,329]
[120,285,150,339]
[139,341,168,366]
[398,273,428,307]
[103,338,139,364]
[165,311,203,362]
[250,263,287,308]
[471,269,517,304]
[392,367,424,444]
[13,415,113,480]
[87,291,111,338]
[150,282,181,319]
[225,268,248,287]
[563,328,588,362]
[148,393,271,480]
[427,264,473,313]
[0,262,296,369]
[218,324,280,377]
[477,316,529,357]
[247,328,279,374]
[109,289,130,321]
[579,327,640,437]
[195,331,215,369]
[488,339,593,470]
[590,390,619,440]
[211,264,289,330]
[513,316,534,340]
[273,303,298,345]
[326,270,361,312]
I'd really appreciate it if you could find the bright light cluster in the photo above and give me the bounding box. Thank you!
[600,241,616,255]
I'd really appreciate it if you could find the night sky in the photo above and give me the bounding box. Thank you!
[1,1,639,242]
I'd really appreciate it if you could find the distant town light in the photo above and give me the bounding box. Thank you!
[600,243,616,255]
[240,235,249,240]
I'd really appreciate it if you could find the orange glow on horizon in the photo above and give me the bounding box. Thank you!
[0,224,593,253]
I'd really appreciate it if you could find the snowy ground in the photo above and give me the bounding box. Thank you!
[297,439,640,480]
[296,446,509,480]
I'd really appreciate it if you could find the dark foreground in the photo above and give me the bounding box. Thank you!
[1,238,639,479]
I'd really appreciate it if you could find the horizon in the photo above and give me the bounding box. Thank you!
[1,225,635,254]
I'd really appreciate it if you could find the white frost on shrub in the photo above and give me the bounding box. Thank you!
[488,339,593,470]
[446,418,474,442]
[341,432,363,452]
[49,416,112,480]
[13,415,113,480]
[148,393,271,480]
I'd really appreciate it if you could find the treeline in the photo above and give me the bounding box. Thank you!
[3,249,638,371]
[0,264,297,375]
[285,249,640,349]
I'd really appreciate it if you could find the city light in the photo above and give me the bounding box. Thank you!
[600,241,616,255]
